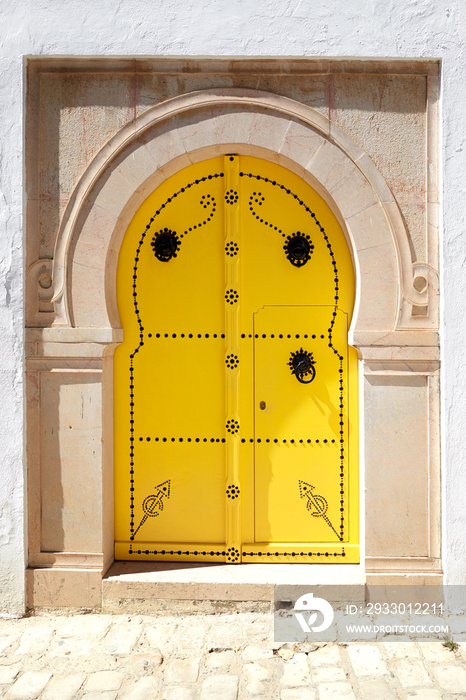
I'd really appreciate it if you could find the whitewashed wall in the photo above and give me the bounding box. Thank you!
[1,0,465,615]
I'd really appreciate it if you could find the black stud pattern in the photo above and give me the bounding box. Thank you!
[242,437,336,444]
[242,438,336,446]
[129,172,223,536]
[147,334,325,340]
[226,419,240,434]
[151,228,180,262]
[225,189,238,205]
[225,289,239,304]
[140,436,334,444]
[225,241,239,256]
[284,232,314,267]
[240,170,346,541]
[248,192,282,233]
[200,194,215,210]
[242,549,346,559]
[226,485,240,499]
[129,546,227,558]
[139,436,226,443]
[181,195,217,237]
[150,332,226,339]
[240,333,326,340]
[227,547,240,562]
[225,354,239,369]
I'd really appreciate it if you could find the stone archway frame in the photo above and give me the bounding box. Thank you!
[26,88,442,608]
[50,88,430,337]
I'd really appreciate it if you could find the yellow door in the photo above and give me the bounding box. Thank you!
[115,155,359,563]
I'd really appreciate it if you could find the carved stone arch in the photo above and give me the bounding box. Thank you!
[49,88,428,339]
[26,84,441,606]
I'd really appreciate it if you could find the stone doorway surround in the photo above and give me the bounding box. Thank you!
[25,58,440,609]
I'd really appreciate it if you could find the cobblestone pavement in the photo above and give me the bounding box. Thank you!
[0,612,465,699]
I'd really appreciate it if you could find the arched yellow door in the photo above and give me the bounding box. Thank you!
[115,155,359,563]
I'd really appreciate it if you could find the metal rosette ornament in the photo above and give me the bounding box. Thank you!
[284,231,314,267]
[151,228,181,262]
[288,348,317,384]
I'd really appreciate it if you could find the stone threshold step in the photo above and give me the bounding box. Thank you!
[102,561,365,614]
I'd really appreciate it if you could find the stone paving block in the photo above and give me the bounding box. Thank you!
[81,693,117,700]
[433,664,466,692]
[317,682,356,700]
[14,627,54,655]
[204,617,245,647]
[200,674,239,700]
[175,633,210,653]
[41,673,86,700]
[85,670,125,692]
[0,662,22,684]
[205,649,238,668]
[242,645,274,661]
[0,635,18,654]
[392,658,432,688]
[176,614,213,631]
[160,687,195,700]
[420,640,459,663]
[143,624,175,652]
[59,615,112,639]
[356,679,399,700]
[129,652,163,674]
[307,644,341,666]
[382,638,420,658]
[280,689,317,700]
[280,653,312,687]
[103,623,142,655]
[245,662,272,682]
[49,637,91,657]
[244,661,272,695]
[242,613,271,629]
[120,677,160,699]
[5,671,52,699]
[205,632,243,651]
[246,679,268,696]
[310,665,345,683]
[347,644,388,676]
[402,691,442,699]
[163,658,200,684]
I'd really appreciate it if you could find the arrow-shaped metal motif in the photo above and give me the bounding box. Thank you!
[131,480,171,540]
[298,479,340,539]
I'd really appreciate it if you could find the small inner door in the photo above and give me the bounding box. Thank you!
[254,305,348,544]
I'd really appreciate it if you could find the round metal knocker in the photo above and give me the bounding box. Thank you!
[288,349,316,384]
[151,229,180,262]
[284,232,314,267]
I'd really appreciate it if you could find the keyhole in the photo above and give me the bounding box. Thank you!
[260,401,266,410]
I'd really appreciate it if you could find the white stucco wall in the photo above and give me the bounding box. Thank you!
[1,0,465,615]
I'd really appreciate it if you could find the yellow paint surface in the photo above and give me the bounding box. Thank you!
[115,156,359,563]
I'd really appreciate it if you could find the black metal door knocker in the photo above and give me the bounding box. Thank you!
[284,232,314,267]
[151,228,180,262]
[288,349,316,384]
